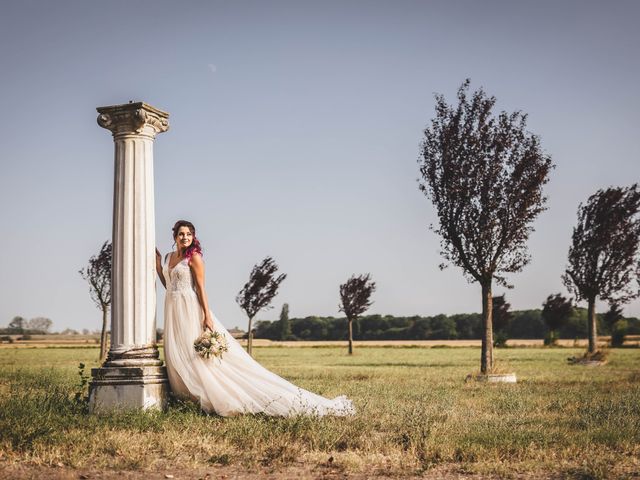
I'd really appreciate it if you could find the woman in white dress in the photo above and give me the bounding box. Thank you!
[155,220,354,417]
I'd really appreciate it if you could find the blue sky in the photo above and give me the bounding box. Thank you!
[1,0,639,332]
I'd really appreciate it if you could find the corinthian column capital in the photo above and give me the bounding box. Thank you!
[97,102,170,138]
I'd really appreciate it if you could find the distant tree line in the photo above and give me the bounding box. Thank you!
[0,316,102,337]
[253,309,640,342]
[0,316,53,334]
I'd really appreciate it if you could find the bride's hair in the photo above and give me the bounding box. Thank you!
[172,220,203,261]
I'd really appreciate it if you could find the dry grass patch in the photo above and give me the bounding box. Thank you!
[0,346,639,478]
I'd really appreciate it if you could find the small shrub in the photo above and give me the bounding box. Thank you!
[543,331,559,346]
[74,362,90,407]
[493,331,508,348]
[611,320,628,347]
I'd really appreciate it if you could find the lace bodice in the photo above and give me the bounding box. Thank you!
[165,256,195,294]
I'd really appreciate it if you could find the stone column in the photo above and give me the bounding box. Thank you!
[89,102,170,412]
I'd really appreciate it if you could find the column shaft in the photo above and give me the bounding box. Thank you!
[111,135,156,351]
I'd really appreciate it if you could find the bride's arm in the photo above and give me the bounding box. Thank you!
[155,248,166,289]
[190,253,214,331]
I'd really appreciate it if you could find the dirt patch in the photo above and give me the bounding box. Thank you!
[0,462,561,479]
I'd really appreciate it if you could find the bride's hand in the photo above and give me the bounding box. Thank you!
[203,312,214,331]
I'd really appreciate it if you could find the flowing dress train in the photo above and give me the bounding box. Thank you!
[162,255,355,417]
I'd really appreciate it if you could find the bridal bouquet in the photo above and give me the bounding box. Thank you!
[194,330,229,360]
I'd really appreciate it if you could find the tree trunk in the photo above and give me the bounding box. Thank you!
[247,316,254,356]
[587,297,597,354]
[480,282,494,374]
[348,317,353,355]
[100,305,109,363]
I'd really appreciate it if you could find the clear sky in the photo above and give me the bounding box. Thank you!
[1,0,639,332]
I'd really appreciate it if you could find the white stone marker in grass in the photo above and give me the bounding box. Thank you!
[89,102,170,412]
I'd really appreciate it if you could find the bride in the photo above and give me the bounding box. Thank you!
[155,220,355,417]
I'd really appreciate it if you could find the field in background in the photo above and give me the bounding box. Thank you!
[2,334,639,348]
[0,346,639,478]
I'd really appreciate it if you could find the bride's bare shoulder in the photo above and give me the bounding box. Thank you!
[189,252,204,266]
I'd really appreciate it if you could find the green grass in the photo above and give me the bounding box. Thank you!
[0,346,639,478]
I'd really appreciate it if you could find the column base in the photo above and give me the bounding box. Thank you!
[105,344,163,367]
[88,365,169,413]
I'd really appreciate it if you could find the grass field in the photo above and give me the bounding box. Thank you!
[0,345,639,479]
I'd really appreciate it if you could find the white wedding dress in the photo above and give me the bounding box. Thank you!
[162,255,355,417]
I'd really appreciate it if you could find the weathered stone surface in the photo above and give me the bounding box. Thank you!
[97,102,169,137]
[89,366,169,413]
[90,101,170,413]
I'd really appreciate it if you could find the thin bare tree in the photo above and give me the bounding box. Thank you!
[418,79,553,374]
[236,256,286,356]
[339,274,376,355]
[79,241,112,362]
